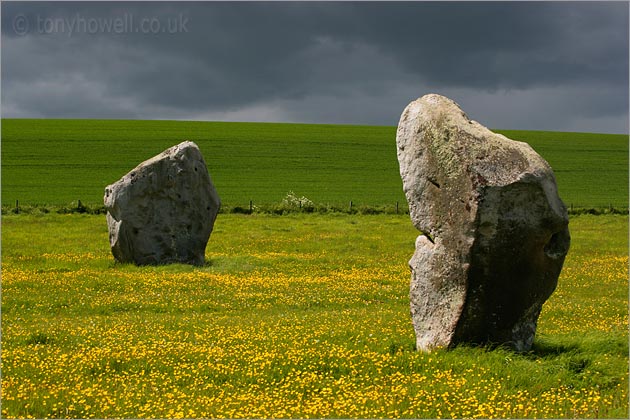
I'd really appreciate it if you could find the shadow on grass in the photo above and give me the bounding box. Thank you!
[451,333,627,361]
[529,340,580,357]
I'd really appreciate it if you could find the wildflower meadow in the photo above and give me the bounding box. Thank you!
[1,213,627,418]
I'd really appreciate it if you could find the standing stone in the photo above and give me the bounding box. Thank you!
[104,141,220,266]
[396,94,570,352]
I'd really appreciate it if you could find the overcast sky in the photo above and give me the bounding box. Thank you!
[2,1,628,133]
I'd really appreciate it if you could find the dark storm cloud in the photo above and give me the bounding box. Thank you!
[2,1,628,133]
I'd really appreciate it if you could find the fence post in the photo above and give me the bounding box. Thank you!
[349,201,353,213]
[396,201,399,214]
[16,199,19,214]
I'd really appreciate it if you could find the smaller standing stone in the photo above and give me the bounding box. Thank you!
[104,141,220,266]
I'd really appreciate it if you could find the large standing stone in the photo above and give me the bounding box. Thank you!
[104,141,220,266]
[396,94,570,352]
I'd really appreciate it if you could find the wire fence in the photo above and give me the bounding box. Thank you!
[3,199,629,216]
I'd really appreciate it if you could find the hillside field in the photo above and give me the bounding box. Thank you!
[1,213,628,418]
[1,119,628,209]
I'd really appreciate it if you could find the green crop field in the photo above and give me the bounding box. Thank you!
[1,119,628,209]
[1,213,628,418]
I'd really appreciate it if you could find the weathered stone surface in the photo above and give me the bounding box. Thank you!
[104,141,220,266]
[396,94,570,352]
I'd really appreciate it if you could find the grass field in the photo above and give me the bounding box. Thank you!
[1,212,628,418]
[1,119,628,209]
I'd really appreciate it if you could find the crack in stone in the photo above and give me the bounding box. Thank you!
[427,178,441,189]
[422,231,436,244]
